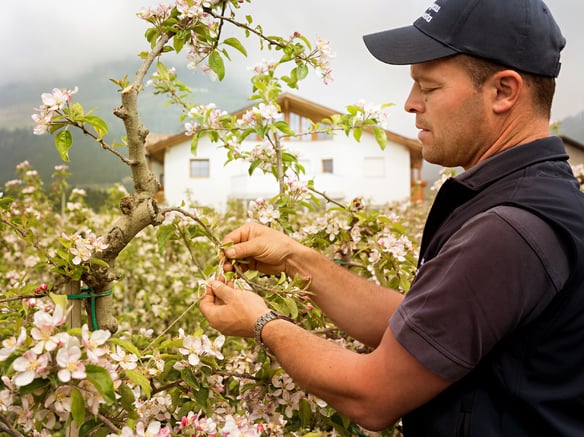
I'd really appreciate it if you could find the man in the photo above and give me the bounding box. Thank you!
[200,0,584,434]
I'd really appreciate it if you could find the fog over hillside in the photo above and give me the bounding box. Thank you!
[1,56,583,190]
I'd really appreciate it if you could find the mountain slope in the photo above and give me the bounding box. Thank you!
[0,57,248,186]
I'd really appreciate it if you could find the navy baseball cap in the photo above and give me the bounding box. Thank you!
[363,0,566,77]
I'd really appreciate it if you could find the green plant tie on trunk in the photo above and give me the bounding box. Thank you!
[67,287,112,330]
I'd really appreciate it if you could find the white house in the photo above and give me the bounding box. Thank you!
[145,93,424,210]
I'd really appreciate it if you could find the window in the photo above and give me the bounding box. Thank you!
[322,159,333,174]
[287,112,332,141]
[190,159,210,178]
[363,157,385,177]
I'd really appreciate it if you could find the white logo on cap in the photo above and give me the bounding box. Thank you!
[421,2,441,23]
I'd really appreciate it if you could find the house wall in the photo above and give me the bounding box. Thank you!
[162,133,411,210]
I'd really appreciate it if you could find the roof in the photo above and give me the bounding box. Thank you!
[145,92,422,164]
[560,135,584,151]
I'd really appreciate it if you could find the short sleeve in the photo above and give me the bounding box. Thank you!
[390,206,570,381]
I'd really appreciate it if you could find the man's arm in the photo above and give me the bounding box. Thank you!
[261,318,452,431]
[288,244,404,347]
[222,222,404,347]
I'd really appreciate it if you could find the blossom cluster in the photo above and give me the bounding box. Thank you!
[1,300,265,436]
[238,103,283,127]
[284,176,310,202]
[353,99,391,129]
[139,0,220,76]
[248,59,278,75]
[315,36,335,85]
[61,229,109,265]
[376,232,414,262]
[185,103,229,135]
[247,197,281,225]
[176,411,265,436]
[31,86,78,135]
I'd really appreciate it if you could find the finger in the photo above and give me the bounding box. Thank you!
[208,280,234,301]
[199,288,216,316]
[222,223,262,258]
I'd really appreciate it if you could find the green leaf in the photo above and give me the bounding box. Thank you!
[174,34,186,53]
[109,338,141,358]
[296,63,309,81]
[208,51,225,81]
[283,297,299,318]
[274,121,296,136]
[49,292,68,314]
[126,369,151,399]
[55,130,73,162]
[243,270,259,281]
[373,126,388,150]
[0,196,14,210]
[89,258,109,268]
[84,115,109,139]
[156,224,177,254]
[181,368,199,390]
[193,385,209,409]
[79,419,103,437]
[248,159,262,175]
[71,386,86,427]
[353,127,363,142]
[119,383,136,413]
[85,364,115,404]
[223,37,248,57]
[299,398,312,428]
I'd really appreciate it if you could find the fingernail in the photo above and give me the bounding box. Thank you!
[225,248,235,258]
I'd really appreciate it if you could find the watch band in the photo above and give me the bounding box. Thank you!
[253,310,294,346]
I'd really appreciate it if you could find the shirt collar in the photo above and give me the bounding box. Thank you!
[454,137,568,190]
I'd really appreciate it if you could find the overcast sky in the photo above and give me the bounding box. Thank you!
[1,0,582,138]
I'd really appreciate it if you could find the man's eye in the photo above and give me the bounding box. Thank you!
[420,87,436,94]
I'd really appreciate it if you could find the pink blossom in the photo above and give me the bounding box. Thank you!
[56,337,86,382]
[32,111,53,135]
[315,36,335,84]
[44,385,73,418]
[82,325,111,363]
[12,350,50,387]
[179,334,225,367]
[133,420,166,437]
[41,87,78,111]
[110,345,138,370]
[255,103,282,121]
[0,327,26,361]
[30,305,66,353]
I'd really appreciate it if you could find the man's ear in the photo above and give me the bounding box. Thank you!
[490,70,522,114]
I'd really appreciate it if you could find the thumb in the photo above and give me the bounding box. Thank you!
[224,244,244,260]
[209,280,232,300]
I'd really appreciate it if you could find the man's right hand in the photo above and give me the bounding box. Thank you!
[221,222,305,277]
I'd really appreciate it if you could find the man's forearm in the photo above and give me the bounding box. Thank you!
[288,245,404,347]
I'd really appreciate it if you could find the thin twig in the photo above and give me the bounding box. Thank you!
[161,207,222,247]
[177,227,206,274]
[0,293,48,304]
[142,300,199,353]
[96,412,121,434]
[308,186,347,209]
[0,416,25,437]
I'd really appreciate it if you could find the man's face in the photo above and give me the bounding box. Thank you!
[405,57,493,170]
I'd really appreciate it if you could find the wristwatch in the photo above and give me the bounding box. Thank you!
[254,310,294,346]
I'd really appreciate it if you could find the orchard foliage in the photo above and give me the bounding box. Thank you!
[1,161,429,436]
[2,0,416,433]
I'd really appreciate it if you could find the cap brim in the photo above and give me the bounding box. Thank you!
[363,25,458,65]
